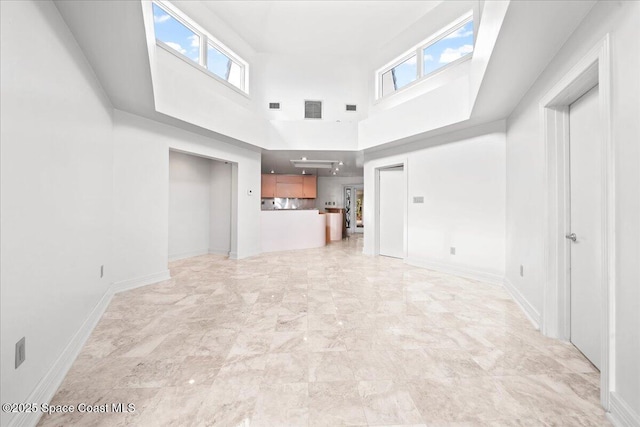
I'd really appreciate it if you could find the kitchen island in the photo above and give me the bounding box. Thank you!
[261,209,326,253]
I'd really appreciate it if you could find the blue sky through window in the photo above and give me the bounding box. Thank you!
[207,45,231,79]
[153,3,200,63]
[423,20,474,75]
[392,55,418,90]
[380,18,474,97]
[207,45,242,89]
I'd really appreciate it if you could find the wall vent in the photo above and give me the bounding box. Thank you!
[304,100,322,119]
[269,102,281,110]
[346,104,357,112]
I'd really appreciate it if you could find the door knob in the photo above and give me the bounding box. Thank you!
[565,233,577,242]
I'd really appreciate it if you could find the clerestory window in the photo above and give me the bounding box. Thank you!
[378,12,474,99]
[152,1,248,94]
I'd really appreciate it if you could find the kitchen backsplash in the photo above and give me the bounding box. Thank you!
[261,198,317,210]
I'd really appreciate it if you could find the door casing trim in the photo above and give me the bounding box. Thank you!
[539,34,613,410]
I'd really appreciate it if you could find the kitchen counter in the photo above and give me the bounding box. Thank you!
[261,209,326,253]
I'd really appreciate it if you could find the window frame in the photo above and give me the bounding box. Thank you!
[151,0,249,96]
[376,11,474,100]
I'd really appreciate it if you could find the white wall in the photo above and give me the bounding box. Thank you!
[142,0,278,149]
[169,151,212,260]
[315,176,364,209]
[359,76,471,150]
[0,2,114,425]
[209,161,232,255]
[406,133,505,279]
[112,113,169,286]
[505,0,639,418]
[256,53,367,150]
[364,123,506,283]
[153,47,274,149]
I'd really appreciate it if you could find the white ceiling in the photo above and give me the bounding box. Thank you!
[203,1,442,55]
[261,150,364,176]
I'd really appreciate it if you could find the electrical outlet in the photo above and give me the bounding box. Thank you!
[15,337,25,369]
[450,247,456,255]
[100,265,104,278]
[520,265,524,277]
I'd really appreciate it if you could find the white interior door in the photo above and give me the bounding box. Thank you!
[379,168,404,258]
[569,85,601,370]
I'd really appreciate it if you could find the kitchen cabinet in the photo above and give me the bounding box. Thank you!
[276,175,303,184]
[302,176,317,198]
[276,174,302,197]
[276,183,303,198]
[261,174,276,198]
[261,174,317,198]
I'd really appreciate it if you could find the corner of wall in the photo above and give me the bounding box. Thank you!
[111,270,172,294]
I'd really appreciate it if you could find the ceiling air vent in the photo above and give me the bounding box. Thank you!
[268,102,281,110]
[304,100,322,119]
[346,104,357,112]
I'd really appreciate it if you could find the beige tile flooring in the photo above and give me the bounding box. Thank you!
[39,236,610,426]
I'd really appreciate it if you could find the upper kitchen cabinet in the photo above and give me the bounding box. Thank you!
[261,174,317,198]
[302,176,317,198]
[261,174,276,198]
[276,175,303,198]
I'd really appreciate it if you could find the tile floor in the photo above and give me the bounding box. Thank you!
[39,236,610,426]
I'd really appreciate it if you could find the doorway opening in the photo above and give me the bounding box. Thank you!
[377,165,405,259]
[344,185,364,234]
[168,149,234,261]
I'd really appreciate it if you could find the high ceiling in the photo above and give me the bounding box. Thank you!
[54,0,597,160]
[203,1,442,55]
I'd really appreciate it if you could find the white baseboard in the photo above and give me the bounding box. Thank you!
[503,278,541,330]
[7,289,114,427]
[111,270,171,294]
[168,249,209,262]
[208,248,230,256]
[404,257,504,286]
[608,392,640,427]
